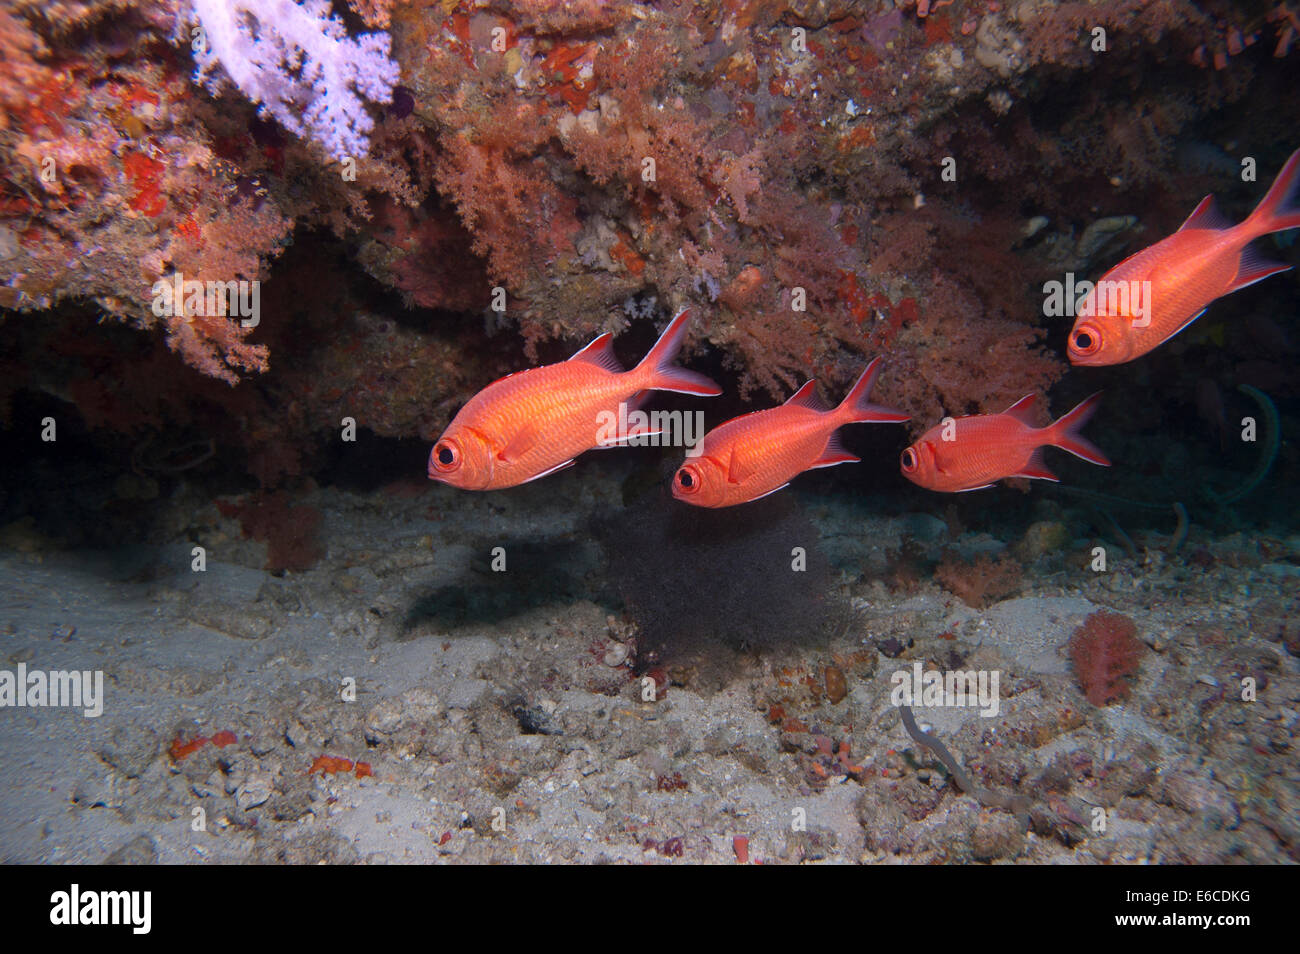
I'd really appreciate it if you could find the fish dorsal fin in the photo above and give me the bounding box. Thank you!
[784,380,829,412]
[1003,393,1039,425]
[809,433,861,469]
[1179,195,1234,232]
[569,333,624,373]
[1013,448,1059,482]
[1228,246,1292,294]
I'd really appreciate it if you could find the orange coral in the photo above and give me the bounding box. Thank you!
[309,755,374,778]
[169,728,238,760]
[348,0,403,28]
[169,735,210,761]
[123,151,166,216]
[608,237,646,276]
[309,755,355,774]
[434,132,579,283]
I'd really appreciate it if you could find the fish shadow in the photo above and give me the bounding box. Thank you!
[397,536,601,636]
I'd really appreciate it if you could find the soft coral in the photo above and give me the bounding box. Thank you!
[187,0,399,161]
[1069,611,1145,706]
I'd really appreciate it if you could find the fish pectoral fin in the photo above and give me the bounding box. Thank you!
[519,459,577,483]
[497,423,541,463]
[726,446,756,484]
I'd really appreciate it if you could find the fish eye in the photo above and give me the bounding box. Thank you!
[675,467,698,492]
[432,440,460,471]
[1071,327,1101,355]
[900,448,916,471]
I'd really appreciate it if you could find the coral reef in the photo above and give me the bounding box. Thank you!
[0,0,291,383]
[0,0,1297,476]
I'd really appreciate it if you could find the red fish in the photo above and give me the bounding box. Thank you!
[899,393,1110,493]
[1069,148,1300,366]
[672,358,908,508]
[429,309,720,490]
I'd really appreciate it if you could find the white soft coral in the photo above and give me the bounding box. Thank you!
[187,0,399,161]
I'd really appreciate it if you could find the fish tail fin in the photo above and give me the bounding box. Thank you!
[1244,148,1300,237]
[836,356,910,424]
[1048,392,1112,466]
[634,308,722,396]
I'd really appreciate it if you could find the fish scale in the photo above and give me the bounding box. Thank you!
[712,406,842,484]
[464,363,627,470]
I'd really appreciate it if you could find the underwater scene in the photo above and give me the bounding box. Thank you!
[0,0,1297,868]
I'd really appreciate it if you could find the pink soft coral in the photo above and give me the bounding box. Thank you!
[1069,611,1145,706]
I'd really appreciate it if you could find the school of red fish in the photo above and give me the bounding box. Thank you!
[430,149,1299,508]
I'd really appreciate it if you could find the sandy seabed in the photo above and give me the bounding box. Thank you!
[0,476,1296,865]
